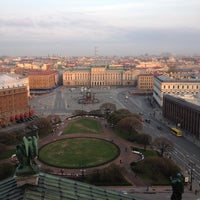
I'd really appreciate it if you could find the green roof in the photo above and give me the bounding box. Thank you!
[0,173,136,200]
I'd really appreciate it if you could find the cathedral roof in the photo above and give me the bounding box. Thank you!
[0,173,135,200]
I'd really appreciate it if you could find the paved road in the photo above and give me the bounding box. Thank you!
[117,90,200,194]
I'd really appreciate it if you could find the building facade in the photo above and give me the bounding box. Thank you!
[137,74,155,91]
[0,73,30,126]
[163,94,200,140]
[28,70,58,90]
[153,75,200,106]
[63,66,140,87]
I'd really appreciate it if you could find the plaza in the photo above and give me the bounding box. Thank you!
[30,86,127,118]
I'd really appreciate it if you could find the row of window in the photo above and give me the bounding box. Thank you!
[162,84,200,90]
[64,73,136,81]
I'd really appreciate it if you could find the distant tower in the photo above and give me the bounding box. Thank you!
[94,46,98,57]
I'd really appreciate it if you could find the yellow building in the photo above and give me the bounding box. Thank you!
[17,63,50,70]
[63,66,140,87]
[0,73,29,126]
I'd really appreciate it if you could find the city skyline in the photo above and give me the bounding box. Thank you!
[1,0,200,56]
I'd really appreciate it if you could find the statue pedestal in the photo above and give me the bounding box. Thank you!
[15,164,39,176]
[15,174,39,187]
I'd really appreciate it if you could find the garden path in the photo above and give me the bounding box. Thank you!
[37,117,146,186]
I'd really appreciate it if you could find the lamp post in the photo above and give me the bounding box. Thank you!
[188,161,195,191]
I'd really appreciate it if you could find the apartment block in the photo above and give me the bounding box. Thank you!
[0,73,29,126]
[28,70,58,90]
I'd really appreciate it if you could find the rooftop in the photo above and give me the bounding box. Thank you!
[0,73,26,89]
[156,74,200,83]
[0,173,135,200]
[29,70,57,76]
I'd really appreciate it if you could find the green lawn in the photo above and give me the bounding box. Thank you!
[39,138,119,168]
[63,118,102,134]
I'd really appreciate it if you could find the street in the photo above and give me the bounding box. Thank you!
[117,90,200,195]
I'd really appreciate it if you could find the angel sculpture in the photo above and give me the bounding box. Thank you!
[15,132,39,176]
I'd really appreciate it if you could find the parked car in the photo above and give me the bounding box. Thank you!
[145,119,151,123]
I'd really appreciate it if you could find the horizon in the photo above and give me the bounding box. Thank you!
[1,0,200,56]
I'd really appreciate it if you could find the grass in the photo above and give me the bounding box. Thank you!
[0,149,16,160]
[63,118,102,135]
[39,138,119,168]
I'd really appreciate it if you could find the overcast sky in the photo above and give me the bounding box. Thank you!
[0,0,200,56]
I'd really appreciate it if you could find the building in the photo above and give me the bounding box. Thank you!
[137,74,155,91]
[163,94,200,140]
[28,70,59,92]
[153,74,200,106]
[0,173,135,200]
[0,73,30,126]
[63,66,141,87]
[16,63,51,71]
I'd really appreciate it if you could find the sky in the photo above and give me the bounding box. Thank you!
[0,0,200,56]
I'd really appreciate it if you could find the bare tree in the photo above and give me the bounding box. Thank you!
[152,137,174,157]
[100,103,117,118]
[137,133,152,150]
[118,116,142,133]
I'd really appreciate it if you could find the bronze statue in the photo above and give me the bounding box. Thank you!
[15,132,39,176]
[170,173,184,200]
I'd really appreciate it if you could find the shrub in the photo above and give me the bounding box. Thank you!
[0,163,16,180]
[131,157,180,185]
[86,164,131,186]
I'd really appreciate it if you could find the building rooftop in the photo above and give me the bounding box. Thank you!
[29,70,57,76]
[0,73,26,89]
[156,74,200,83]
[0,173,135,200]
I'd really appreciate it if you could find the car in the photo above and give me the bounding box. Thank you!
[145,119,151,123]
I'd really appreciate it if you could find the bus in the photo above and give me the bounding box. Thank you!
[170,127,183,137]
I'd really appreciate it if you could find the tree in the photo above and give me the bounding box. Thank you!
[152,137,174,157]
[118,116,142,134]
[137,133,152,150]
[107,109,139,126]
[99,103,117,118]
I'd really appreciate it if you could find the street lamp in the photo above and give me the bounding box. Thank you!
[188,161,195,191]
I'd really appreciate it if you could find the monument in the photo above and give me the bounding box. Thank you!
[78,88,99,104]
[15,132,40,177]
[170,173,184,200]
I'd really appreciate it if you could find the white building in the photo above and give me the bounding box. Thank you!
[153,74,200,106]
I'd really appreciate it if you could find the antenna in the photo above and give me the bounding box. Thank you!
[94,46,98,57]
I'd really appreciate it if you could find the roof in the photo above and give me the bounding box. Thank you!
[156,75,200,83]
[0,173,136,200]
[0,73,26,89]
[29,70,57,76]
